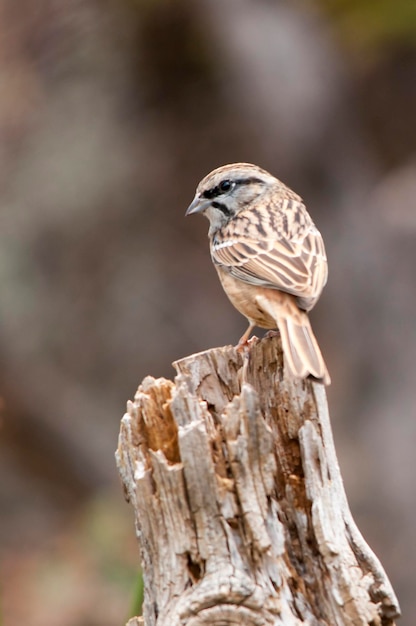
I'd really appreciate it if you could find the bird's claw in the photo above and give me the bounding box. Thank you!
[236,336,258,353]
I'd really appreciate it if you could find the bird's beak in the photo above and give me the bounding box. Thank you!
[185,195,211,216]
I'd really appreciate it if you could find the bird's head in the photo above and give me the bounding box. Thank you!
[186,163,278,235]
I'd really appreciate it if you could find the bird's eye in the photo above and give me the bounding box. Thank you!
[219,180,233,193]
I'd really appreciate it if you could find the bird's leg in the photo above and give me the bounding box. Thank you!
[237,322,256,351]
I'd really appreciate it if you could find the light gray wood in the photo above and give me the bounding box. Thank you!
[116,336,400,625]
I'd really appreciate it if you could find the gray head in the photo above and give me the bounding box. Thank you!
[186,162,279,235]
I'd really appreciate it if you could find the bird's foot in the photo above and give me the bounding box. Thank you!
[236,335,258,353]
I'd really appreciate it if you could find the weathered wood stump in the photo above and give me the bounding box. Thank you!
[116,336,400,626]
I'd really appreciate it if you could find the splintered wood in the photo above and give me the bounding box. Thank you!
[116,336,400,626]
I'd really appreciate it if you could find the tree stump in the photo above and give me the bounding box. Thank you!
[116,336,400,626]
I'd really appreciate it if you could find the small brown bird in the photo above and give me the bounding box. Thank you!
[186,163,330,385]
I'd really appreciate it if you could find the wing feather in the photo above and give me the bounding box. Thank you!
[211,200,328,311]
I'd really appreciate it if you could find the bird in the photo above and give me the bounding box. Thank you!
[185,162,330,385]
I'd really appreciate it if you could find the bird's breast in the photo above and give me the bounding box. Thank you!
[215,266,277,329]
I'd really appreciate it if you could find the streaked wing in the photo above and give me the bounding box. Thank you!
[211,211,327,310]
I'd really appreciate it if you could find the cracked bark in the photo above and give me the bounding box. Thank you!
[116,335,400,626]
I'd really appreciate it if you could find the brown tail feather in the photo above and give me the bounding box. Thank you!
[255,293,330,385]
[277,314,330,385]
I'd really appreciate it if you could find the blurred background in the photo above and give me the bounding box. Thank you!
[0,0,415,623]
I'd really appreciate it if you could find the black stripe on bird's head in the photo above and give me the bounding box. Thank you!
[185,163,279,234]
